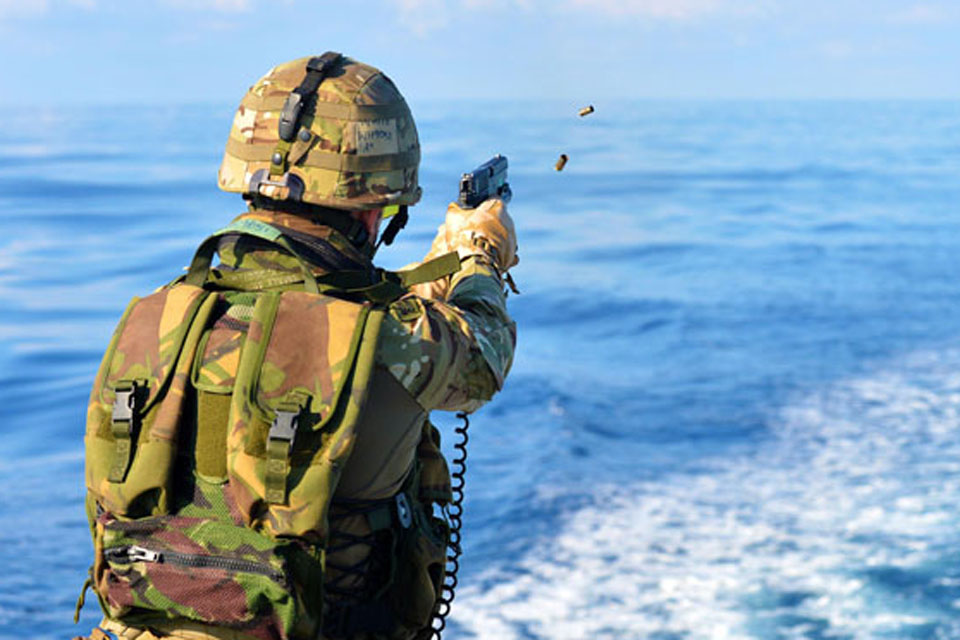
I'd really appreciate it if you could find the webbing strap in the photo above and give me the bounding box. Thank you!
[397,251,461,287]
[265,393,309,504]
[271,52,342,176]
[228,137,420,172]
[186,221,459,301]
[108,380,141,483]
[185,218,320,294]
[309,251,460,303]
[208,268,306,291]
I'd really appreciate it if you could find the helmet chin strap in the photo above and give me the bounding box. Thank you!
[377,205,409,249]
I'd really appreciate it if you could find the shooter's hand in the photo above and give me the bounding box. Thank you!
[440,198,518,274]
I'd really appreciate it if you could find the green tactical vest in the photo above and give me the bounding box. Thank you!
[81,219,458,640]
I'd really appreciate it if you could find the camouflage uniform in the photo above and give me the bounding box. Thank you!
[80,52,517,640]
[217,208,515,415]
[81,202,516,640]
[218,205,517,623]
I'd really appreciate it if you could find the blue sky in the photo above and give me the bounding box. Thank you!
[0,0,958,105]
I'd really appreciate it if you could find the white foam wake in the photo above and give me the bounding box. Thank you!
[455,348,960,639]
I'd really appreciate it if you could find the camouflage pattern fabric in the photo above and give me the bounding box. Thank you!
[83,203,516,640]
[218,208,517,411]
[227,290,382,543]
[85,285,216,517]
[85,281,340,640]
[219,56,421,211]
[215,207,516,638]
[93,511,319,640]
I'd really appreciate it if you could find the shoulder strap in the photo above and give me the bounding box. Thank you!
[311,251,462,304]
[396,251,461,287]
[185,218,321,294]
[185,218,462,302]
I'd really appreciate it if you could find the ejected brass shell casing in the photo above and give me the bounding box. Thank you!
[555,154,568,171]
[578,105,595,117]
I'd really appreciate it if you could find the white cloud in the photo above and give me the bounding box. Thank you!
[565,0,722,20]
[0,0,49,19]
[817,40,854,59]
[0,0,94,20]
[210,0,250,10]
[390,0,768,34]
[566,0,775,20]
[161,0,252,11]
[462,0,532,9]
[887,4,955,25]
[394,0,452,36]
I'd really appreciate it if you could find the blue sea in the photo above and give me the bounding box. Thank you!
[1,100,959,640]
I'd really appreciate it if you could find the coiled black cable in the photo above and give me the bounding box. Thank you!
[431,411,470,639]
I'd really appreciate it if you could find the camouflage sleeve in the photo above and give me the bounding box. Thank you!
[376,255,516,413]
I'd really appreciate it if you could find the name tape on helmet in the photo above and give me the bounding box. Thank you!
[355,118,400,156]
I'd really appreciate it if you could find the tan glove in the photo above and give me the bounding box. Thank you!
[408,198,519,300]
[441,198,519,274]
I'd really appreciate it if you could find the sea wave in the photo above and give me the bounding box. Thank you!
[454,346,960,639]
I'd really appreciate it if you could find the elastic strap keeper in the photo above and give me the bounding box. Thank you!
[264,437,292,504]
[264,393,311,504]
[108,380,142,483]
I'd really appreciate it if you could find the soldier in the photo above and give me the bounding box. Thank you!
[77,53,517,640]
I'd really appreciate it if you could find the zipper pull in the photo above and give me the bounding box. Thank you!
[127,545,161,562]
[106,545,161,563]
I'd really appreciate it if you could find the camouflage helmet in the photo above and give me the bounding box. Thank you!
[218,53,421,212]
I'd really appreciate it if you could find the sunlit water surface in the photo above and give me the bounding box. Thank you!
[1,100,959,639]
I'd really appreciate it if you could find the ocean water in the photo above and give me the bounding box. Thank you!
[1,100,959,639]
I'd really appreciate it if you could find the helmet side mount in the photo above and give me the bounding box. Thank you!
[247,169,305,202]
[270,51,343,179]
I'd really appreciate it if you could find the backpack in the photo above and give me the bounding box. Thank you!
[80,219,459,640]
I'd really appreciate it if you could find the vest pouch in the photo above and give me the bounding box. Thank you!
[227,291,384,542]
[387,424,453,632]
[389,494,450,632]
[92,511,323,640]
[191,305,252,483]
[85,286,216,517]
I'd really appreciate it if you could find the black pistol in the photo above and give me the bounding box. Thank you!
[458,154,512,208]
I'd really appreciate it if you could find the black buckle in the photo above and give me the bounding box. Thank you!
[306,55,333,74]
[278,92,303,142]
[268,409,300,451]
[278,53,341,143]
[378,205,408,248]
[247,169,305,201]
